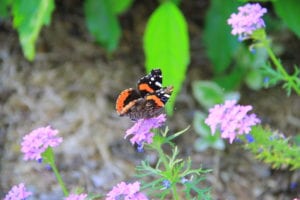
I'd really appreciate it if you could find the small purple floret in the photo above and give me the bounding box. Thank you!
[106,181,148,200]
[4,183,32,200]
[125,114,166,146]
[21,126,63,161]
[205,100,260,143]
[228,3,267,39]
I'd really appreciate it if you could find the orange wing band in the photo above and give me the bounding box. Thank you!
[116,89,133,113]
[138,83,155,93]
[146,95,164,107]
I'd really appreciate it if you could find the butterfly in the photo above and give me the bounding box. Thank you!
[116,69,173,121]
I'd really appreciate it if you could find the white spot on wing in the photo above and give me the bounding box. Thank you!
[155,82,162,87]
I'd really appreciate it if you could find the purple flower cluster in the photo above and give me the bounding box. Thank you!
[227,3,267,40]
[21,126,63,161]
[64,193,88,200]
[205,100,260,143]
[4,183,32,200]
[125,114,166,146]
[106,181,148,200]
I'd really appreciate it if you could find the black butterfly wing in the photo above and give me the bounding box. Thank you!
[137,69,163,97]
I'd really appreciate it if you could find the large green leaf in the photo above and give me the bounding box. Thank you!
[203,0,241,74]
[12,0,55,61]
[144,2,190,115]
[273,0,300,38]
[84,0,121,52]
[110,0,134,14]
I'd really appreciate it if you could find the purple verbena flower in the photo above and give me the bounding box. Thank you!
[21,126,63,161]
[64,193,88,200]
[205,100,260,143]
[4,183,32,200]
[125,114,166,146]
[106,181,148,200]
[227,3,267,40]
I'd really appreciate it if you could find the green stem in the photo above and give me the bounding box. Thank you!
[49,162,69,196]
[171,185,179,200]
[155,143,180,200]
[156,143,169,168]
[42,148,69,196]
[263,39,300,95]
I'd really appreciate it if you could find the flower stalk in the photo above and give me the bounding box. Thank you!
[42,147,69,196]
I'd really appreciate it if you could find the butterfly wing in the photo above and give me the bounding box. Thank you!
[137,69,163,97]
[116,88,141,116]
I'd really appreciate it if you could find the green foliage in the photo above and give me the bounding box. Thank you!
[293,134,300,146]
[192,81,224,109]
[193,111,225,152]
[84,0,121,53]
[12,0,55,61]
[244,126,300,170]
[170,0,181,5]
[0,0,11,17]
[203,0,242,74]
[143,1,190,115]
[238,46,268,88]
[136,127,212,199]
[110,0,134,14]
[273,0,300,38]
[6,0,132,60]
[238,0,276,2]
[192,80,240,110]
[262,63,300,95]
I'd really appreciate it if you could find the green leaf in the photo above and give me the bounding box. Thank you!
[193,111,225,152]
[214,65,244,90]
[245,69,264,90]
[203,0,242,74]
[0,0,12,18]
[193,111,210,137]
[110,0,134,14]
[41,147,55,165]
[144,2,190,115]
[12,0,55,61]
[170,0,181,5]
[192,81,224,110]
[84,0,121,52]
[273,0,300,38]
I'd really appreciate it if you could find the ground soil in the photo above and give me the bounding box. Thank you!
[0,1,300,200]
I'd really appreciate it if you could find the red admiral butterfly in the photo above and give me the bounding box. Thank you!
[116,69,173,121]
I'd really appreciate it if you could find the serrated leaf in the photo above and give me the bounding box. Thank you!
[12,0,55,61]
[273,0,300,38]
[192,81,224,110]
[203,0,242,74]
[110,0,133,14]
[84,0,121,52]
[144,2,190,115]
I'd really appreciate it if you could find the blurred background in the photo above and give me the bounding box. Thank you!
[0,0,300,199]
